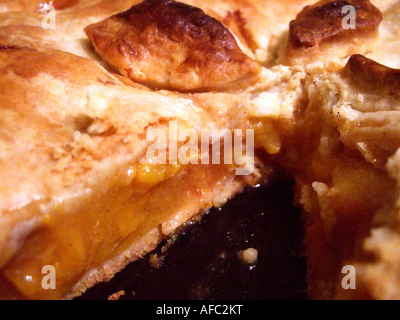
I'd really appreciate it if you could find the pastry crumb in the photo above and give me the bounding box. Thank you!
[238,248,258,265]
[149,253,164,269]
[107,290,125,300]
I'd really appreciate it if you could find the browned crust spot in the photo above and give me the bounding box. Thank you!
[37,0,80,11]
[289,0,382,49]
[84,0,260,92]
[53,0,80,10]
[284,0,382,65]
[222,10,258,53]
[342,54,400,95]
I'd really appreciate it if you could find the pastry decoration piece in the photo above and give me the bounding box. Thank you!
[342,54,400,95]
[84,0,261,91]
[284,0,382,65]
[336,54,400,167]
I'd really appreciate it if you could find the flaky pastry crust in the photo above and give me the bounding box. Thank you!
[284,0,382,65]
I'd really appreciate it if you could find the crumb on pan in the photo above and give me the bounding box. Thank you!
[237,248,258,265]
[107,290,126,300]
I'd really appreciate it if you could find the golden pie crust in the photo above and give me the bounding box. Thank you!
[84,0,261,91]
[1,0,400,300]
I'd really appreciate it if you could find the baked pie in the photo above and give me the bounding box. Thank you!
[1,0,400,300]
